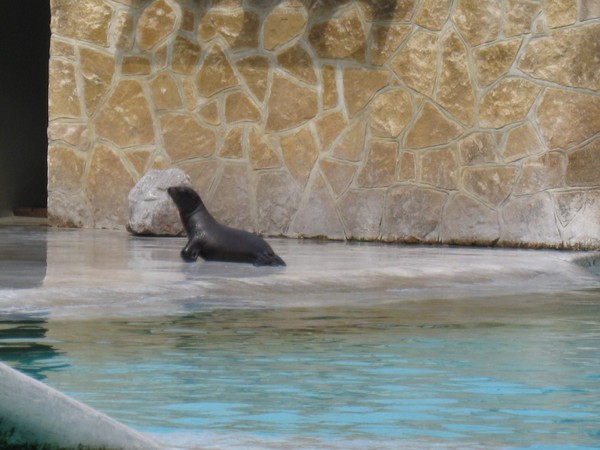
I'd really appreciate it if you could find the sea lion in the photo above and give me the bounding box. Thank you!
[167,186,286,267]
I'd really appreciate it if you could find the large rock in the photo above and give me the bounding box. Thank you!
[126,169,191,236]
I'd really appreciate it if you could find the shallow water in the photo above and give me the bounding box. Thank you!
[1,226,600,449]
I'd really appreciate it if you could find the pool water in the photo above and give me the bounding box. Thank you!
[1,227,600,449]
[2,294,600,450]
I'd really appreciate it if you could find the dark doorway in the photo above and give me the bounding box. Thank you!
[0,1,50,217]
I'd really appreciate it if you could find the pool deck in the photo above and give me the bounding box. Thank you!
[1,222,599,320]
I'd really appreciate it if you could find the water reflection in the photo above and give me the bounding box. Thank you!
[0,226,47,289]
[0,313,66,379]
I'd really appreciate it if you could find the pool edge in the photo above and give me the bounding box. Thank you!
[0,362,162,450]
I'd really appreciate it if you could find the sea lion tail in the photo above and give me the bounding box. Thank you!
[254,251,286,267]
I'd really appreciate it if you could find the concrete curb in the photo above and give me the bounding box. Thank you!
[0,362,162,449]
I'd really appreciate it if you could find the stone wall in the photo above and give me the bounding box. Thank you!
[48,0,600,248]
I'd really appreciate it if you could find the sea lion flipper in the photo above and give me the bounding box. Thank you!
[253,251,286,267]
[181,242,201,262]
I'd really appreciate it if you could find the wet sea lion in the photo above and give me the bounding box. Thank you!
[167,186,286,267]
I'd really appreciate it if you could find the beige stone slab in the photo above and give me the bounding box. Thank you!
[266,74,318,132]
[518,23,600,91]
[535,88,600,149]
[473,40,522,87]
[95,80,155,147]
[480,78,541,129]
[137,0,178,51]
[405,103,463,149]
[281,126,318,187]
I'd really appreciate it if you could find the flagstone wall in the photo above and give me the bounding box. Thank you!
[48,0,600,248]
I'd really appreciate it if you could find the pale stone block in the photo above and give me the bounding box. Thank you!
[473,40,521,87]
[199,100,220,126]
[122,56,151,75]
[114,10,135,51]
[421,147,459,190]
[357,140,398,188]
[49,59,81,120]
[463,166,519,207]
[266,74,318,132]
[47,122,90,150]
[398,152,416,181]
[370,88,412,138]
[198,10,259,50]
[237,56,270,102]
[137,0,178,51]
[219,127,244,159]
[172,36,201,75]
[553,191,586,226]
[315,111,347,151]
[441,194,499,245]
[209,163,253,231]
[149,72,183,110]
[436,30,475,126]
[176,159,219,198]
[405,103,463,149]
[48,145,86,194]
[504,0,542,37]
[518,24,600,91]
[50,0,112,47]
[256,171,302,235]
[159,113,217,162]
[332,121,366,162]
[514,152,566,194]
[582,0,600,20]
[480,78,541,129]
[338,190,385,240]
[125,149,153,176]
[322,65,338,109]
[343,67,390,118]
[263,6,306,50]
[248,128,281,170]
[535,88,600,149]
[196,45,239,97]
[290,174,345,239]
[543,0,577,28]
[503,123,544,162]
[308,6,366,62]
[566,139,600,187]
[370,24,411,66]
[390,30,438,97]
[225,91,261,123]
[415,0,452,31]
[85,144,136,229]
[50,38,74,58]
[459,132,499,166]
[452,0,501,46]
[48,192,93,228]
[277,44,317,84]
[95,80,155,147]
[501,193,561,246]
[560,191,600,247]
[382,186,447,243]
[126,168,191,236]
[319,158,357,197]
[281,127,318,187]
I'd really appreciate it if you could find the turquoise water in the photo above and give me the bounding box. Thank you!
[2,292,600,449]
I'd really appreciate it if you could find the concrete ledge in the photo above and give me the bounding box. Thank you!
[0,363,161,449]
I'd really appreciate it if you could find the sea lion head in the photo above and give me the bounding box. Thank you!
[167,186,205,215]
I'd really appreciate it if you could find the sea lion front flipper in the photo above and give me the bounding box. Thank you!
[253,251,286,267]
[181,241,201,262]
